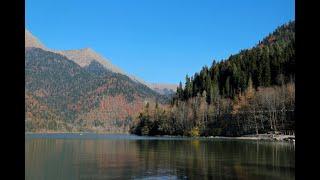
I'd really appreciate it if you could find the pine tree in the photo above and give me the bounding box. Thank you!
[177,81,183,100]
[225,77,230,97]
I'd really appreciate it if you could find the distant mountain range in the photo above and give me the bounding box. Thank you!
[148,83,177,96]
[25,29,171,133]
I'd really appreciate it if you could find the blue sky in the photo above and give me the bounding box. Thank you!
[26,0,295,84]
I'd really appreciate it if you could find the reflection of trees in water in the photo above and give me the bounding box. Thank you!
[133,140,295,180]
[77,140,142,178]
[26,139,144,179]
[26,139,78,180]
[26,138,294,180]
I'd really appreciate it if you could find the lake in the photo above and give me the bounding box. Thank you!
[25,133,295,180]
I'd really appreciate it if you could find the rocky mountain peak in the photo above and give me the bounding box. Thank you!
[25,29,47,49]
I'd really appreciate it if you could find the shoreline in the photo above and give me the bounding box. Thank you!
[25,132,295,142]
[25,131,130,134]
[206,134,295,142]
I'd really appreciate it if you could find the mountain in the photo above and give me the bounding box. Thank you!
[56,48,124,74]
[25,30,168,133]
[25,29,149,86]
[25,29,47,49]
[148,83,177,96]
[56,48,149,85]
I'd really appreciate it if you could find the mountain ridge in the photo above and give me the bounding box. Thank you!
[25,30,170,133]
[25,29,47,49]
[25,29,151,86]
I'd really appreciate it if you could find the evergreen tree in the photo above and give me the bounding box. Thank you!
[176,81,183,100]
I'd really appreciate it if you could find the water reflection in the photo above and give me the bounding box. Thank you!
[25,135,295,180]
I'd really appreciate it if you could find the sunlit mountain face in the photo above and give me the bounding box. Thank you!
[25,30,169,133]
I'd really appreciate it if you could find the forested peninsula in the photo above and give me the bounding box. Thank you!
[130,21,295,138]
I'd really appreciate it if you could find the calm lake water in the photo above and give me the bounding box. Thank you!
[25,134,295,180]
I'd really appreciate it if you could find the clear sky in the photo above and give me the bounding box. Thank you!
[26,0,295,84]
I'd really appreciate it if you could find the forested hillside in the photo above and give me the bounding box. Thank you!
[25,48,167,132]
[175,21,295,101]
[131,21,295,137]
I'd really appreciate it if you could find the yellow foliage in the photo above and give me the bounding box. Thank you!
[189,127,200,137]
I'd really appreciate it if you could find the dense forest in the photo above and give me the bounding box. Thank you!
[130,21,295,137]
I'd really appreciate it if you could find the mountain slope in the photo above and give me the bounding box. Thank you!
[56,48,149,86]
[56,48,125,73]
[131,21,295,137]
[25,37,168,132]
[175,21,295,102]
